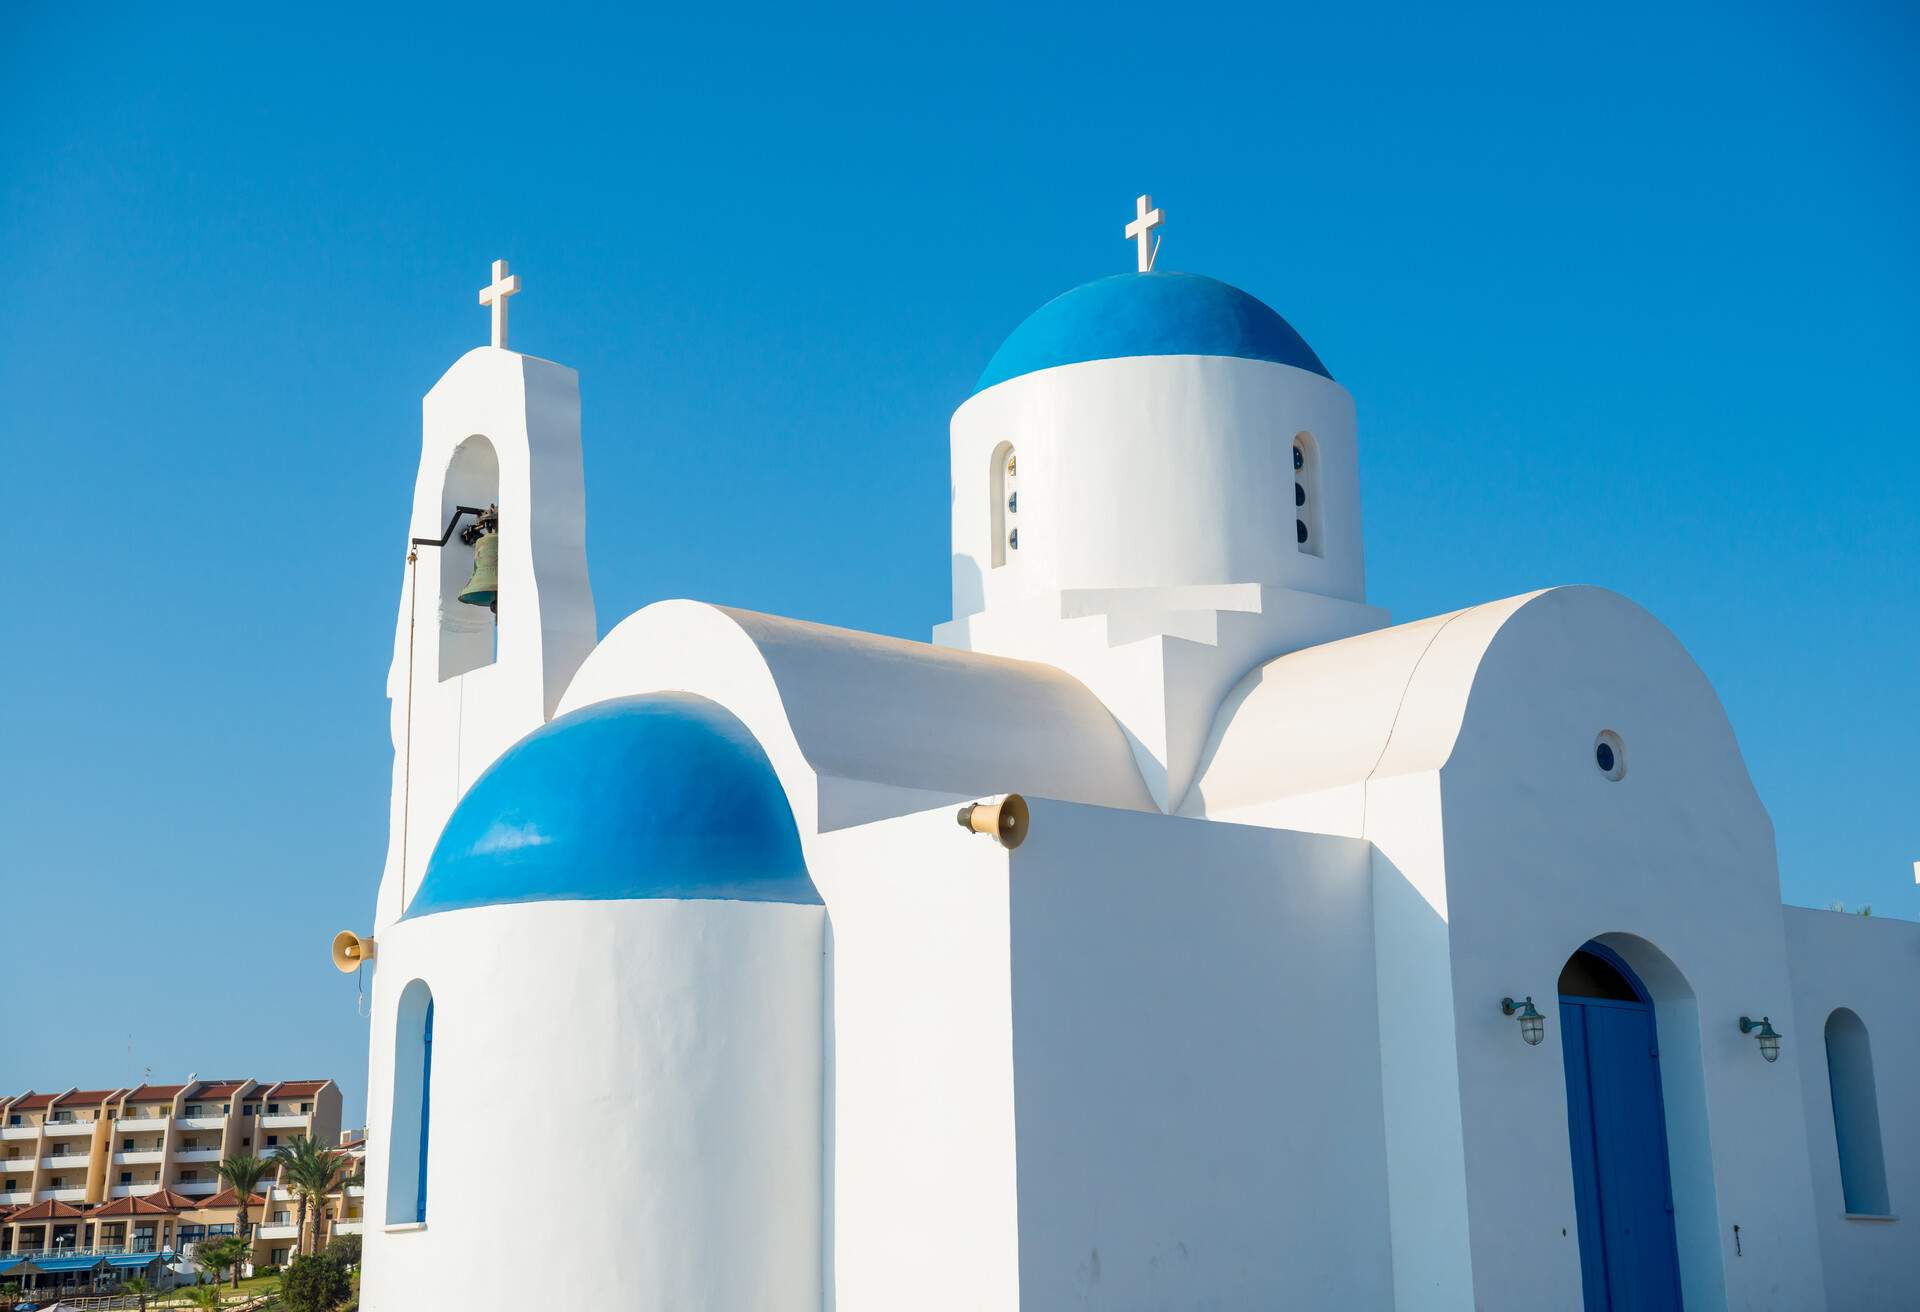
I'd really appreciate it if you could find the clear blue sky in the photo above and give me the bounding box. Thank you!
[3,2,1914,1125]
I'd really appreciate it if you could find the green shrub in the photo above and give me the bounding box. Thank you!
[280,1251,353,1312]
[324,1232,362,1268]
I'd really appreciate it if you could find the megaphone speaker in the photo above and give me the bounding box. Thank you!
[956,793,1029,850]
[331,930,376,974]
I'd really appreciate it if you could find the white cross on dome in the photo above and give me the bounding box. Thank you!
[1125,194,1164,272]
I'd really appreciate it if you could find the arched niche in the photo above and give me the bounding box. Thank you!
[439,435,499,680]
[1823,1007,1890,1217]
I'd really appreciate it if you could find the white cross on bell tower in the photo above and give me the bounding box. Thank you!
[478,259,522,349]
[1125,194,1165,272]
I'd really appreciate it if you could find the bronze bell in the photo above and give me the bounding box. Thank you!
[458,506,499,610]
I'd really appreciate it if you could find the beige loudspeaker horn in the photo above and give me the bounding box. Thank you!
[956,793,1029,850]
[331,930,377,974]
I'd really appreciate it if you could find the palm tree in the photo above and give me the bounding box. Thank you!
[122,1274,154,1312]
[272,1135,352,1257]
[183,1282,223,1310]
[215,1151,277,1242]
[193,1238,228,1291]
[201,1234,250,1289]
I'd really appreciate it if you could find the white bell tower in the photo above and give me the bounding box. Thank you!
[373,262,597,930]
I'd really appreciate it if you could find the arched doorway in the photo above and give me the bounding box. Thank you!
[1559,941,1684,1311]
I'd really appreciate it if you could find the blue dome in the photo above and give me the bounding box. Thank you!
[973,271,1331,394]
[404,693,819,920]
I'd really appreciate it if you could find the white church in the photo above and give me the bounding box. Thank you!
[344,201,1918,1311]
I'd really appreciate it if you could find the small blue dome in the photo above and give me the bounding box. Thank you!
[404,693,819,920]
[974,271,1331,394]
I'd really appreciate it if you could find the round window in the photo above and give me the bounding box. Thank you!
[1594,730,1626,780]
[1293,442,1304,471]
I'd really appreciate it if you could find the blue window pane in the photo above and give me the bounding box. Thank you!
[417,999,434,1223]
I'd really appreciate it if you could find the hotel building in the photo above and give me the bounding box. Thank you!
[0,1078,341,1208]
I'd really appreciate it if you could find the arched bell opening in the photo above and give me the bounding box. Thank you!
[1557,934,1723,1312]
[439,434,500,680]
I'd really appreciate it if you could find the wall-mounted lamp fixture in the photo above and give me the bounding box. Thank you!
[1502,996,1546,1046]
[1739,1015,1782,1063]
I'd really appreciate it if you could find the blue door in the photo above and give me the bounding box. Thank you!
[1560,947,1685,1311]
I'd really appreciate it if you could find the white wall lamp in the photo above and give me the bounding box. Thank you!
[1739,1015,1783,1063]
[1501,996,1546,1046]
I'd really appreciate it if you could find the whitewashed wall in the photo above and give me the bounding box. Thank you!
[950,355,1364,615]
[1783,906,1920,1311]
[809,808,1024,1311]
[1181,587,1901,1310]
[1438,588,1826,1311]
[359,898,824,1312]
[1003,799,1391,1308]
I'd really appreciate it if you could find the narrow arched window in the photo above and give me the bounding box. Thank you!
[990,442,1019,568]
[1292,432,1322,557]
[386,980,435,1225]
[1824,1008,1890,1215]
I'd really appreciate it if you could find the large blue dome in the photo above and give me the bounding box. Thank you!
[404,693,819,920]
[973,271,1331,394]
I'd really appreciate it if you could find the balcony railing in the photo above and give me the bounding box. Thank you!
[39,1188,88,1202]
[39,1155,88,1169]
[0,1191,31,1205]
[113,1116,169,1132]
[259,1114,310,1129]
[41,1120,98,1137]
[108,1184,163,1199]
[254,1224,299,1240]
[3,1246,170,1260]
[0,1125,41,1140]
[173,1148,221,1164]
[174,1115,226,1131]
[113,1151,166,1166]
[331,1219,364,1235]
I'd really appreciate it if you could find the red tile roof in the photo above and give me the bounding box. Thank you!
[147,1189,200,1210]
[91,1194,186,1217]
[262,1080,330,1098]
[124,1083,187,1103]
[190,1080,252,1098]
[50,1088,122,1106]
[5,1199,89,1220]
[8,1093,56,1110]
[193,1188,268,1210]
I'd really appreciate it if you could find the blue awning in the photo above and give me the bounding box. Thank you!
[106,1255,161,1269]
[25,1255,103,1272]
[0,1256,22,1275]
